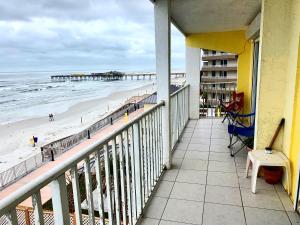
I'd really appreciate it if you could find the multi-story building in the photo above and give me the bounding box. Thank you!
[200,49,237,106]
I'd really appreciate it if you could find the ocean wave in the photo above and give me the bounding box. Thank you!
[0,99,18,105]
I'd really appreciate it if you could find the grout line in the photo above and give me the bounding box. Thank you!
[234,142,248,225]
[200,118,213,225]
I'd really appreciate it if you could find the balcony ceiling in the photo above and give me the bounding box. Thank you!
[170,0,261,34]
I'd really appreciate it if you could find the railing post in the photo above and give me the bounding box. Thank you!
[51,174,70,225]
[155,0,171,169]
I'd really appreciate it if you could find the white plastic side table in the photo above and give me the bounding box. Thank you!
[245,150,291,194]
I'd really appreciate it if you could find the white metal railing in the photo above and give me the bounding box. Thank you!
[0,102,165,225]
[170,85,190,149]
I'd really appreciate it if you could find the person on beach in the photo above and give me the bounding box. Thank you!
[49,113,54,121]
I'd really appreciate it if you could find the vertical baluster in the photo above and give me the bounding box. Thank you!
[152,111,158,181]
[149,113,154,186]
[146,115,151,192]
[129,127,137,223]
[51,174,70,225]
[138,120,145,207]
[32,191,45,225]
[142,117,149,200]
[133,122,142,217]
[6,208,18,225]
[84,157,95,225]
[95,150,105,225]
[71,167,83,225]
[112,138,121,225]
[155,108,161,175]
[123,130,133,225]
[104,144,114,225]
[118,134,127,225]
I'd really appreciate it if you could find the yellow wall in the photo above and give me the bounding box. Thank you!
[255,0,300,200]
[186,31,253,114]
[290,41,300,202]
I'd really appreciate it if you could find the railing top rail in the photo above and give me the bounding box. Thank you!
[171,84,189,97]
[0,101,164,215]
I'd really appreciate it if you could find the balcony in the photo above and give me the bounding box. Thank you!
[139,118,295,225]
[201,65,237,72]
[201,76,237,83]
[202,54,237,61]
[0,86,295,225]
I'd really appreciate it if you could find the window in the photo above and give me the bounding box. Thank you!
[212,93,216,98]
[212,84,215,88]
[212,50,216,55]
[212,71,216,77]
[224,71,227,77]
[212,60,216,65]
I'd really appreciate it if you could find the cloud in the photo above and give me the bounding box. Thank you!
[0,0,185,72]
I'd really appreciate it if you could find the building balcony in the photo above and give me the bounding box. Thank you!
[201,76,237,83]
[202,54,237,61]
[0,86,295,225]
[201,65,237,72]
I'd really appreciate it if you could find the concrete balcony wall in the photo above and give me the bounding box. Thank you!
[254,0,300,202]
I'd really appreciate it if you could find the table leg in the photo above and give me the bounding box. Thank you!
[251,162,260,194]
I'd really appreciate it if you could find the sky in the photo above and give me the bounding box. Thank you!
[0,0,185,73]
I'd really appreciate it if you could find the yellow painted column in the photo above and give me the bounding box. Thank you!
[254,0,291,151]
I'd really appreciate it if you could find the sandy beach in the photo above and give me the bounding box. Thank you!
[0,83,156,172]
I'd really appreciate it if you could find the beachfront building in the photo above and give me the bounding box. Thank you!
[0,0,300,225]
[201,49,237,107]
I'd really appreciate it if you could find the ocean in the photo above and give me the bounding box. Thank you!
[0,72,154,125]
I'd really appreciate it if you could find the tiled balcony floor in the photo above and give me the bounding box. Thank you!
[140,118,299,225]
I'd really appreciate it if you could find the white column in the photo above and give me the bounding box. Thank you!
[186,46,201,119]
[154,0,171,169]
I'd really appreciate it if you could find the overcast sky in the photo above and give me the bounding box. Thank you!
[0,0,185,73]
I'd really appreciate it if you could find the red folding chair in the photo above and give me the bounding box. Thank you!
[220,91,244,123]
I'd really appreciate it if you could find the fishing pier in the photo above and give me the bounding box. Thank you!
[51,72,185,81]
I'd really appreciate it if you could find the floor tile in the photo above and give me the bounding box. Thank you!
[210,144,230,153]
[181,159,208,171]
[205,185,242,206]
[209,152,235,162]
[191,133,210,144]
[241,189,284,210]
[278,191,294,211]
[172,158,183,169]
[211,132,228,139]
[140,218,160,225]
[159,220,189,225]
[275,183,286,192]
[162,169,179,182]
[202,203,245,225]
[155,181,174,198]
[183,127,194,133]
[238,177,275,191]
[172,150,185,159]
[145,197,168,219]
[162,198,204,224]
[176,170,207,184]
[187,143,210,151]
[208,161,236,173]
[182,132,193,138]
[211,138,229,146]
[178,137,190,143]
[207,171,239,187]
[244,207,291,225]
[184,151,209,160]
[287,211,300,225]
[176,142,189,150]
[170,182,205,201]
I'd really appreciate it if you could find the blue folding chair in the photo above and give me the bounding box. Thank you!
[227,112,255,157]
